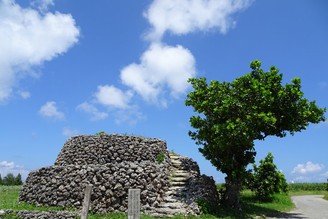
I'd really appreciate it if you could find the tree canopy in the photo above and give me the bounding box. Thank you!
[0,173,23,186]
[185,60,326,208]
[248,152,288,201]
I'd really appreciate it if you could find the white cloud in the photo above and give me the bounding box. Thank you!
[0,160,29,181]
[62,127,79,137]
[144,0,253,41]
[76,101,143,125]
[322,171,328,178]
[292,161,325,174]
[95,85,133,109]
[18,90,31,99]
[121,43,196,106]
[80,0,252,124]
[114,106,145,126]
[0,160,15,168]
[31,0,54,13]
[39,101,65,120]
[0,0,79,102]
[77,102,108,121]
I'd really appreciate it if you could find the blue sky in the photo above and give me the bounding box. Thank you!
[0,0,327,183]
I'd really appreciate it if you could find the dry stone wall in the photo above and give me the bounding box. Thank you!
[54,134,170,166]
[19,134,219,216]
[20,134,171,214]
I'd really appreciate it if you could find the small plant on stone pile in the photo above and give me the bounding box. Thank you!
[155,153,165,164]
[96,131,106,135]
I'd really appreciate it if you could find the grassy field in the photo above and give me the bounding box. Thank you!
[0,184,327,218]
[0,186,68,211]
[288,182,328,197]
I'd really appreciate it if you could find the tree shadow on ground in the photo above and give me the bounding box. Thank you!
[212,202,295,219]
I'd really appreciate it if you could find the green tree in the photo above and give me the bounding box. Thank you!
[249,152,288,200]
[185,60,326,209]
[0,173,2,185]
[3,173,16,185]
[15,173,23,185]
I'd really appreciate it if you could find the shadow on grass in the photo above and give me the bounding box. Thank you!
[207,194,294,219]
[212,204,283,219]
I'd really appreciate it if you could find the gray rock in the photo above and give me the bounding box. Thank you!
[19,134,218,216]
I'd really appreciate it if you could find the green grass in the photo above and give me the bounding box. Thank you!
[234,190,294,218]
[287,182,328,196]
[324,194,328,201]
[288,182,326,191]
[2,185,326,219]
[0,185,69,211]
[289,190,328,196]
[0,186,21,209]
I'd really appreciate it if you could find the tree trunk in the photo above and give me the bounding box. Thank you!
[224,176,242,210]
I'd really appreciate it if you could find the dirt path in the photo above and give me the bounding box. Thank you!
[267,195,328,219]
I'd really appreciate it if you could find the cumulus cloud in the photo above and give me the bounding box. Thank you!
[76,100,143,125]
[144,0,253,41]
[80,0,251,124]
[31,0,54,13]
[292,161,325,174]
[39,101,65,120]
[0,0,79,102]
[95,85,133,109]
[17,90,31,99]
[121,43,196,106]
[322,171,328,178]
[113,105,145,126]
[0,160,15,168]
[77,102,108,121]
[0,160,29,181]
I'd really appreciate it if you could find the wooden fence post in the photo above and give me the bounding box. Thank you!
[81,185,92,219]
[128,189,140,219]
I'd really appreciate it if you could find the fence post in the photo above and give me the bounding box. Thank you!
[81,185,92,219]
[128,189,140,219]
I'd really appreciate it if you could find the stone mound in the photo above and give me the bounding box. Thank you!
[19,134,218,216]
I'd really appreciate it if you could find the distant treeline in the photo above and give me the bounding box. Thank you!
[288,182,327,191]
[216,182,328,192]
[0,173,23,186]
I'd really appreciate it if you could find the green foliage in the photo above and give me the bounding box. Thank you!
[326,179,328,191]
[1,173,23,186]
[15,174,23,186]
[248,153,288,201]
[155,153,165,164]
[288,182,327,191]
[185,59,326,208]
[96,131,106,135]
[196,198,218,214]
[0,173,2,185]
[324,194,328,201]
[1,185,295,219]
[0,186,70,211]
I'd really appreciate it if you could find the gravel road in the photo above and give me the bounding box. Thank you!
[267,195,328,219]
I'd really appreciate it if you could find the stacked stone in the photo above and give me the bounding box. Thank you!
[146,154,219,216]
[54,134,170,166]
[19,134,219,217]
[19,134,171,214]
[15,210,77,219]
